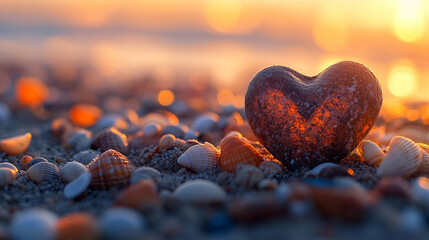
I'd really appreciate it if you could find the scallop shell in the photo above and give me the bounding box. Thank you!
[159,134,176,150]
[22,157,48,171]
[100,208,145,240]
[0,168,17,187]
[258,161,284,175]
[60,161,88,183]
[64,171,92,199]
[88,149,135,189]
[357,140,384,166]
[26,162,60,183]
[143,123,162,137]
[63,129,92,152]
[377,136,422,177]
[10,209,58,240]
[177,142,220,173]
[130,167,161,184]
[416,143,429,176]
[57,212,100,240]
[92,127,128,154]
[0,162,18,173]
[0,133,31,155]
[234,164,264,188]
[219,136,264,173]
[173,179,227,204]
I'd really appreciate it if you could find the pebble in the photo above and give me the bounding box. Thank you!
[373,177,411,200]
[114,179,160,211]
[10,209,58,240]
[230,194,282,223]
[173,179,226,205]
[100,208,145,240]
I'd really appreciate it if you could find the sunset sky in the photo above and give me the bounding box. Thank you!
[0,0,428,102]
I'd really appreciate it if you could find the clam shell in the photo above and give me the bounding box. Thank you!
[219,136,264,173]
[130,167,161,184]
[22,157,48,171]
[173,179,226,204]
[63,129,92,152]
[0,168,16,187]
[143,123,162,137]
[377,136,422,177]
[357,140,384,166]
[177,142,220,173]
[60,161,88,183]
[258,161,284,175]
[416,143,429,176]
[88,149,135,189]
[100,208,145,240]
[234,164,264,188]
[0,162,18,173]
[57,212,100,240]
[64,171,92,199]
[0,132,31,155]
[92,127,128,154]
[26,162,59,183]
[10,209,58,240]
[159,134,176,149]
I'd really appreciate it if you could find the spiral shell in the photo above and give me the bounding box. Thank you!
[26,162,59,183]
[416,143,429,176]
[0,133,32,155]
[130,167,161,184]
[88,149,135,189]
[219,136,264,173]
[57,212,100,240]
[177,142,220,173]
[0,162,18,173]
[258,161,284,176]
[0,168,16,187]
[92,127,128,154]
[22,157,48,171]
[357,140,384,166]
[377,136,422,177]
[60,161,88,183]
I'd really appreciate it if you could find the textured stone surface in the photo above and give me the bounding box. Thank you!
[245,61,383,170]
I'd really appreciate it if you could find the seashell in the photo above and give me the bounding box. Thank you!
[57,212,100,240]
[177,142,220,173]
[258,161,284,176]
[173,179,227,204]
[114,179,160,210]
[377,136,422,177]
[22,157,48,171]
[72,150,100,165]
[60,161,88,183]
[51,117,73,139]
[0,132,31,155]
[10,208,58,240]
[159,134,176,150]
[64,171,92,199]
[258,179,278,191]
[234,164,264,188]
[0,168,16,187]
[88,149,135,189]
[357,140,384,166]
[219,136,264,173]
[161,125,187,139]
[184,130,199,140]
[92,127,128,154]
[180,139,201,151]
[26,162,59,183]
[100,208,145,240]
[174,138,186,149]
[224,131,243,139]
[130,167,161,184]
[0,162,18,173]
[20,155,33,166]
[193,112,220,134]
[304,163,339,178]
[416,143,429,176]
[143,123,162,137]
[63,129,92,152]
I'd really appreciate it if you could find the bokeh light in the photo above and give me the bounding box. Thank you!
[15,77,48,107]
[69,104,103,127]
[217,89,234,106]
[393,0,425,43]
[158,90,175,106]
[387,60,418,98]
[204,0,241,33]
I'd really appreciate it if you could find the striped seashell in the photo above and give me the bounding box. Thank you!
[416,143,429,176]
[377,136,422,177]
[258,161,284,175]
[130,167,161,184]
[357,140,384,166]
[0,162,18,173]
[143,123,162,137]
[219,136,264,173]
[0,133,32,155]
[0,168,17,187]
[60,161,88,183]
[177,142,220,173]
[158,134,176,150]
[92,127,128,154]
[64,171,92,199]
[57,212,100,240]
[26,162,59,183]
[22,157,48,171]
[88,149,135,189]
[234,164,264,188]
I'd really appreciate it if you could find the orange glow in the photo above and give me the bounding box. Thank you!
[347,168,355,176]
[387,59,418,98]
[15,77,48,106]
[393,0,425,43]
[0,133,32,155]
[158,90,175,106]
[92,44,119,77]
[233,94,245,109]
[418,177,429,190]
[217,89,234,106]
[69,104,103,127]
[204,0,241,33]
[406,109,420,122]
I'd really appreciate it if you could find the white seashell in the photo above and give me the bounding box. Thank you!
[130,167,161,184]
[10,209,58,240]
[177,142,220,173]
[377,136,422,177]
[173,179,226,204]
[193,112,220,134]
[143,123,162,137]
[60,161,88,183]
[72,150,100,165]
[304,163,338,178]
[64,171,92,199]
[0,162,18,173]
[63,129,92,152]
[184,130,199,140]
[100,208,145,240]
[357,140,384,166]
[26,162,59,183]
[234,164,264,188]
[258,161,283,175]
[0,168,16,187]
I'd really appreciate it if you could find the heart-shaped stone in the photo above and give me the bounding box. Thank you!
[245,61,382,170]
